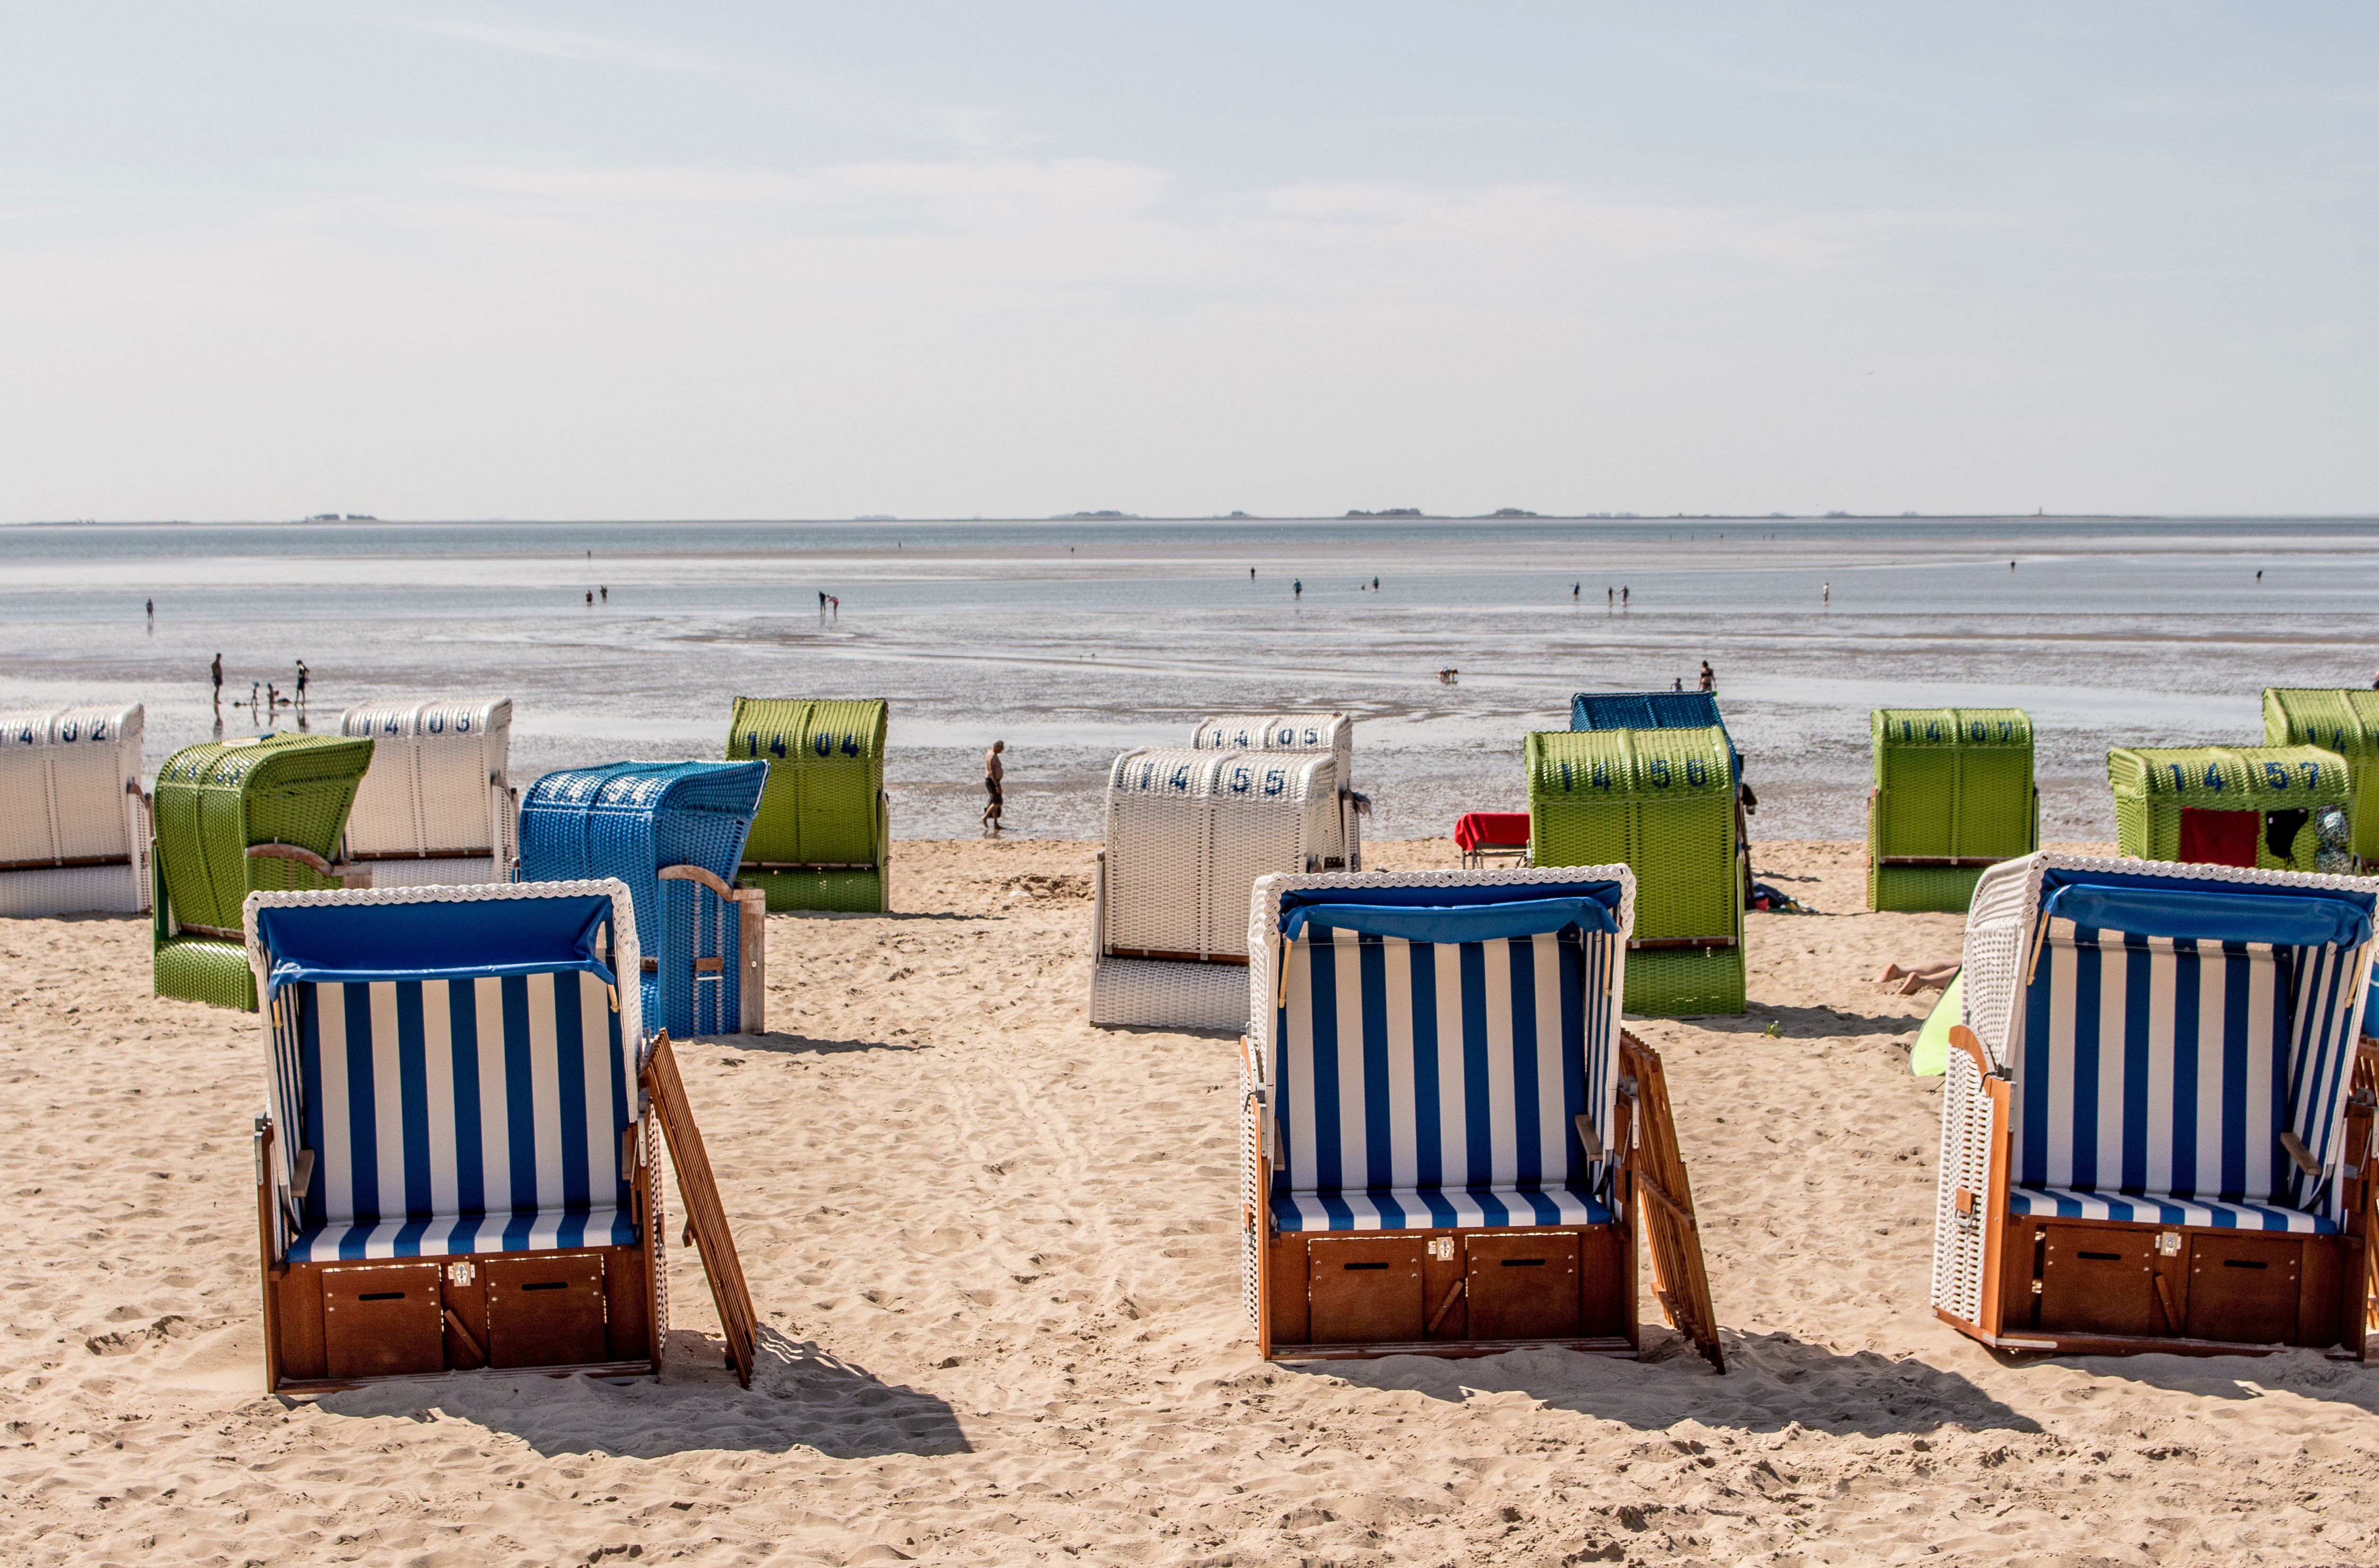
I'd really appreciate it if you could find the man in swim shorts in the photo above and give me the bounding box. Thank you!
[983,740,1005,834]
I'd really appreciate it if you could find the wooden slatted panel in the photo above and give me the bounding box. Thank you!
[641,1033,758,1388]
[1621,1032,1725,1372]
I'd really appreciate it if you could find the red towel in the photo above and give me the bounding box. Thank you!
[2177,807,2260,868]
[1454,811,1532,852]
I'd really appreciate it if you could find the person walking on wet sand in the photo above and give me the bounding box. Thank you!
[1699,661,1714,693]
[982,740,1006,834]
[294,660,309,710]
[210,653,223,708]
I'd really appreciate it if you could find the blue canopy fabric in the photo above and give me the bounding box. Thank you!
[254,893,617,996]
[1277,880,1623,944]
[2041,877,2372,950]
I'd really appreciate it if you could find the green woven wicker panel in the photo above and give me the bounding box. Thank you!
[729,699,888,908]
[152,734,375,932]
[1868,863,1987,914]
[2264,689,2379,860]
[2106,744,2348,870]
[153,935,256,1009]
[1870,708,2035,862]
[1625,946,1746,1017]
[743,868,885,915]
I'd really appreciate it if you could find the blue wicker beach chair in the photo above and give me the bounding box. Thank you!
[1934,852,2378,1358]
[1238,867,1723,1367]
[243,881,757,1389]
[516,761,769,1041]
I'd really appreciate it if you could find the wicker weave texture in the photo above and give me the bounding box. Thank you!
[1191,713,1352,775]
[1086,956,1250,1030]
[153,734,375,934]
[517,760,766,1039]
[340,697,513,862]
[1867,707,2036,912]
[1103,748,1337,958]
[2264,688,2379,859]
[2107,745,2348,870]
[155,933,257,1009]
[0,704,148,915]
[742,868,884,913]
[729,697,888,911]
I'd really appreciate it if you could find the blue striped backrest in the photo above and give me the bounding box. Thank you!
[1270,924,1617,1194]
[280,969,633,1227]
[2014,926,2365,1211]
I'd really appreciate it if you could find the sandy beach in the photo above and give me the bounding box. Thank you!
[8,835,2379,1567]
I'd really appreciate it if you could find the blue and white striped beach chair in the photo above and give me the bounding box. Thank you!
[244,881,757,1390]
[1935,852,2379,1358]
[1240,867,1724,1366]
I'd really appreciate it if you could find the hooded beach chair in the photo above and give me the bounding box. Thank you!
[1932,852,2378,1357]
[244,881,757,1389]
[517,760,770,1040]
[1867,708,2038,912]
[1089,747,1345,1031]
[1239,867,1724,1366]
[2109,745,2350,872]
[0,704,150,917]
[338,697,517,885]
[2264,689,2379,866]
[1191,713,1364,871]
[152,733,377,1010]
[728,698,889,913]
[1527,726,1745,1016]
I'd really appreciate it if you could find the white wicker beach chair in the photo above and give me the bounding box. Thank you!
[1934,852,2379,1358]
[338,698,516,885]
[1192,713,1362,870]
[0,704,149,917]
[1237,866,1724,1365]
[1089,747,1344,1030]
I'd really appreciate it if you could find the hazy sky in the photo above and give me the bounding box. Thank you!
[3,3,2373,521]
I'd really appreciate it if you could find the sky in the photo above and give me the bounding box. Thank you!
[1,3,2373,522]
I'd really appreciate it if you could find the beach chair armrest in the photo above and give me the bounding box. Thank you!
[2280,1129,2324,1179]
[1573,1112,1603,1160]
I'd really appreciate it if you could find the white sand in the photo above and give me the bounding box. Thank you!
[7,837,2379,1567]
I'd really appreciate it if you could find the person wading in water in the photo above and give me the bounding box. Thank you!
[982,740,1006,835]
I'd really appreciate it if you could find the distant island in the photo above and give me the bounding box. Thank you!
[1344,507,1425,518]
[304,513,376,522]
[1056,510,1138,520]
[1486,507,1538,518]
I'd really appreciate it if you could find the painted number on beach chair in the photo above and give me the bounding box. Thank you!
[1230,766,1251,793]
[58,718,78,741]
[2301,761,2323,787]
[1264,768,1285,796]
[1685,757,1708,786]
[2266,761,2291,789]
[1647,759,1672,787]
[841,733,861,756]
[427,713,445,733]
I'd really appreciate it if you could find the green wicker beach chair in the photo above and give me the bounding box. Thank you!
[1525,726,1744,1015]
[2263,688,2379,863]
[2107,744,2349,872]
[1866,708,2037,912]
[728,698,889,913]
[151,733,376,1009]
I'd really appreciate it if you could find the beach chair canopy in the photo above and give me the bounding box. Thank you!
[1571,691,1742,784]
[245,882,642,1263]
[0,704,145,870]
[155,733,376,932]
[1192,713,1353,780]
[1104,747,1341,961]
[1961,854,2374,1236]
[2264,688,2379,860]
[339,697,513,861]
[2108,745,2349,873]
[1249,869,1633,1233]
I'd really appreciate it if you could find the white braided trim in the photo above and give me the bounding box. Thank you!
[240,879,646,1046]
[1246,865,1638,1087]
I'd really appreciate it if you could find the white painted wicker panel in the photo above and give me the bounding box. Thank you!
[1931,1046,1993,1323]
[1103,749,1222,956]
[1204,753,1333,954]
[341,697,512,859]
[0,863,145,917]
[1086,955,1250,1029]
[1192,713,1352,776]
[357,855,506,889]
[0,705,144,868]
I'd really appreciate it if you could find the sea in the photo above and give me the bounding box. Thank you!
[3,515,2374,845]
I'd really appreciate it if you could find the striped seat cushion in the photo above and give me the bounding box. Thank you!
[2012,927,2364,1224]
[288,1205,642,1262]
[2008,1185,2334,1235]
[1272,923,1619,1228]
[275,970,639,1260]
[1271,1185,1615,1232]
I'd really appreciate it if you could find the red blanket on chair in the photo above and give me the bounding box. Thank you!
[1453,812,1532,853]
[2177,807,2260,868]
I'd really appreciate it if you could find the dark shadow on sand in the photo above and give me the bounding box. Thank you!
[311,1326,972,1460]
[719,1029,930,1057]
[1304,1328,2042,1438]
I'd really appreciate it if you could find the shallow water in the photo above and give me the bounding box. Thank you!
[3,514,2374,842]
